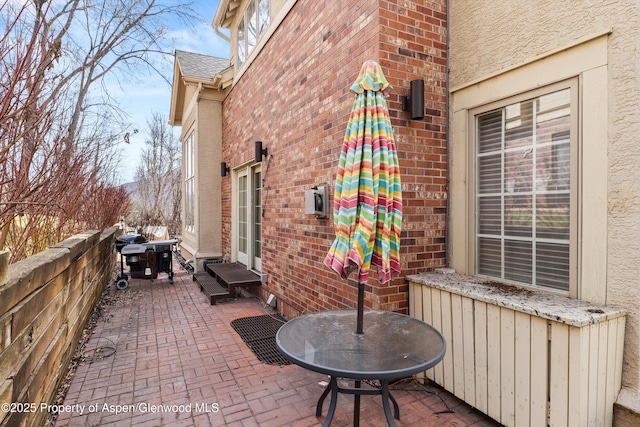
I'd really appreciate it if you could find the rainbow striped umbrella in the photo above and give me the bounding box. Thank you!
[324,60,402,304]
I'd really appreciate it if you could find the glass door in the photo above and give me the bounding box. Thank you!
[252,170,262,271]
[236,165,261,271]
[237,170,249,266]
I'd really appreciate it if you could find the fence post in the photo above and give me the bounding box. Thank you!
[0,250,9,285]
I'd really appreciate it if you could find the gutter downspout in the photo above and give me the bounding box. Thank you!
[214,25,230,43]
[445,0,451,268]
[212,0,231,42]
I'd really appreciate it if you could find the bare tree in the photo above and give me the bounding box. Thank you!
[133,112,181,236]
[0,0,196,261]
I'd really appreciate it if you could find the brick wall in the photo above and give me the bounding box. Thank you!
[221,0,447,317]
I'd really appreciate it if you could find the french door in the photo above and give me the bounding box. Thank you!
[236,165,262,271]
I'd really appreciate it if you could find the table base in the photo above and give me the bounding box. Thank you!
[316,377,400,427]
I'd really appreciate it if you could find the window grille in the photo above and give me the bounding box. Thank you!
[475,89,571,291]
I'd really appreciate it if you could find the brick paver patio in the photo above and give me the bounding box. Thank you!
[52,261,501,427]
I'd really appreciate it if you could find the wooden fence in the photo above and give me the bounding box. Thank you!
[0,228,117,427]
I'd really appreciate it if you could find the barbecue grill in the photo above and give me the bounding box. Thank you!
[114,235,177,289]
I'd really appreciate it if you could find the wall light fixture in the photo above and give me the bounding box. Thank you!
[221,161,230,177]
[402,79,425,120]
[255,141,267,163]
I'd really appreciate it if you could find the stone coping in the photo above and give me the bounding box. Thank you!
[407,270,626,327]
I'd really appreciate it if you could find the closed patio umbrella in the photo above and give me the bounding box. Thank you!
[324,59,402,334]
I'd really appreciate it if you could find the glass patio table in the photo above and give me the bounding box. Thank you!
[275,309,446,427]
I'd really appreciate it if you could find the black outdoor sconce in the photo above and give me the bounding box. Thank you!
[255,140,267,163]
[402,79,425,120]
[221,161,230,177]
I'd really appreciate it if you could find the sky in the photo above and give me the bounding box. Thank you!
[115,0,229,183]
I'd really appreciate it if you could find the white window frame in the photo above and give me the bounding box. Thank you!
[471,81,578,293]
[236,0,270,68]
[233,163,262,272]
[184,131,195,234]
[449,33,609,302]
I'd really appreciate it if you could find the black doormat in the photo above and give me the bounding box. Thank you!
[230,315,291,366]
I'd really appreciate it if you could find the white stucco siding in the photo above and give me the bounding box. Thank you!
[195,94,224,261]
[450,0,633,85]
[606,5,640,395]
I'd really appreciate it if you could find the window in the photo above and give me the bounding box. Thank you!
[237,18,245,65]
[258,0,269,36]
[236,0,269,67]
[247,0,256,55]
[475,87,573,292]
[184,131,195,233]
[449,33,608,301]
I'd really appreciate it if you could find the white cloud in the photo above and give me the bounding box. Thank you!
[169,22,230,57]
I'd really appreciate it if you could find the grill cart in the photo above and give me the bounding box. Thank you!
[141,239,177,283]
[114,235,177,289]
[115,234,147,290]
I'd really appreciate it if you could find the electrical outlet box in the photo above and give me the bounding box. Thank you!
[304,185,329,218]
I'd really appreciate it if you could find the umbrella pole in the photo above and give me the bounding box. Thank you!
[356,281,365,334]
[354,281,365,426]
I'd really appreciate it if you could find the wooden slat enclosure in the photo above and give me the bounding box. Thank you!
[409,275,626,427]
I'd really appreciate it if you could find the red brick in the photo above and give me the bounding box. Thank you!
[220,0,447,316]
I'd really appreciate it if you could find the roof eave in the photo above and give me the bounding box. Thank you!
[181,75,223,90]
[213,0,241,30]
[168,57,184,126]
[220,66,234,89]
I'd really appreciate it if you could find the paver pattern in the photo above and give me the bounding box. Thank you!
[53,263,502,427]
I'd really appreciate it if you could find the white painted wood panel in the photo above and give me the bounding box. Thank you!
[567,326,589,427]
[421,285,435,380]
[474,301,488,414]
[549,322,569,426]
[596,320,608,424]
[514,311,531,427]
[605,319,618,427]
[486,303,501,421]
[587,323,599,425]
[529,316,548,427]
[500,308,516,426]
[614,316,626,400]
[409,281,419,321]
[451,294,465,400]
[440,291,455,391]
[462,297,476,407]
[431,288,444,385]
